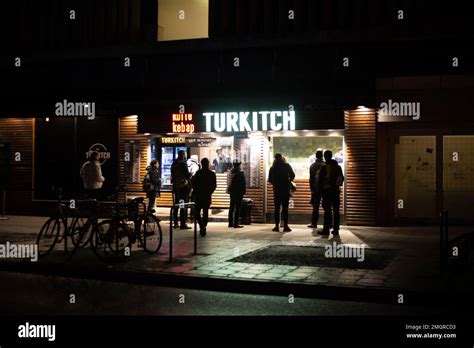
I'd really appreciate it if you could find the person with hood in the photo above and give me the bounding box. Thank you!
[80,151,105,200]
[145,160,161,213]
[227,160,246,228]
[171,150,191,229]
[191,158,217,236]
[308,149,325,229]
[268,153,295,232]
[318,150,344,236]
[187,155,201,177]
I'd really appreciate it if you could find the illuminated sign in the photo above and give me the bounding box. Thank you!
[203,111,296,132]
[86,143,111,166]
[172,113,195,133]
[161,137,186,144]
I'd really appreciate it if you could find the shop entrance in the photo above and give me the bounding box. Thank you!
[393,134,474,224]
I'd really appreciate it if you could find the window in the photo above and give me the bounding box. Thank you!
[124,140,141,183]
[158,0,209,41]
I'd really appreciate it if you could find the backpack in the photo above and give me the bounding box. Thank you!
[142,173,152,192]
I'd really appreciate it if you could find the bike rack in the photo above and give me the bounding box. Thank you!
[169,202,197,262]
[440,210,449,274]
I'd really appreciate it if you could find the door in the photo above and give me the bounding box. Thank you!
[443,135,474,221]
[394,136,437,222]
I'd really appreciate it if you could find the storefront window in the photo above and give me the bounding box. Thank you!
[271,135,344,179]
[158,0,209,41]
[124,140,140,184]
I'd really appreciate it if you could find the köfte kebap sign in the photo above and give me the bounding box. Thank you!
[203,111,296,132]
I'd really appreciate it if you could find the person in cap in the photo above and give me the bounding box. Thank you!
[227,159,246,228]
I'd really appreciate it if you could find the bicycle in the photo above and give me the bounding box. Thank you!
[90,196,162,262]
[36,189,99,258]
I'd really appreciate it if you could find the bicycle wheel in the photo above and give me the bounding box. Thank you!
[91,220,131,262]
[37,217,61,257]
[71,217,94,248]
[139,213,163,254]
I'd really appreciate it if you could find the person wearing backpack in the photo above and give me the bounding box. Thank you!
[171,150,192,229]
[144,160,161,213]
[317,150,344,236]
[308,149,325,229]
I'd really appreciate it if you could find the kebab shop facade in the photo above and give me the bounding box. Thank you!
[118,103,365,224]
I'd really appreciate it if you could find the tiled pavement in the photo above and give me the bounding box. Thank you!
[0,216,473,295]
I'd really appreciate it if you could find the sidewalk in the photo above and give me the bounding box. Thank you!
[0,215,473,303]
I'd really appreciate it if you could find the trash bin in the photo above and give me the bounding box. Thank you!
[240,198,253,225]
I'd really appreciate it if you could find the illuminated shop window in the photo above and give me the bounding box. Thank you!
[272,135,344,180]
[158,0,209,41]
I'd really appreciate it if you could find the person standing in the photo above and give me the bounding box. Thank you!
[187,154,200,222]
[308,149,325,229]
[227,160,246,228]
[144,160,161,213]
[191,158,217,236]
[171,150,191,229]
[213,148,231,174]
[318,150,344,236]
[80,151,105,200]
[268,153,295,232]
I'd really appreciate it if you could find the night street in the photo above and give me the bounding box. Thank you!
[0,271,454,316]
[1,0,474,345]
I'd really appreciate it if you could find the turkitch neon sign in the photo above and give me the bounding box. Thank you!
[203,111,296,132]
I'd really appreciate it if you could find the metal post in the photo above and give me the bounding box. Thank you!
[444,210,449,266]
[169,207,173,262]
[440,211,444,273]
[194,203,197,255]
[0,188,7,221]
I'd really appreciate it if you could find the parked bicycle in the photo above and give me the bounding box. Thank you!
[90,196,162,262]
[36,188,100,258]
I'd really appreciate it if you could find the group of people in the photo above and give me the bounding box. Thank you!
[79,147,344,237]
[144,149,246,237]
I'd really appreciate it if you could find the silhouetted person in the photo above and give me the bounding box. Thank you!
[171,150,191,229]
[191,158,217,237]
[268,153,295,232]
[80,151,105,200]
[318,150,344,236]
[308,149,324,229]
[227,161,246,228]
[145,160,161,213]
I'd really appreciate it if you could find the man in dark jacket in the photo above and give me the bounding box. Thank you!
[171,150,191,229]
[145,160,161,213]
[228,161,246,228]
[191,158,217,236]
[268,153,295,232]
[318,150,344,236]
[308,149,324,229]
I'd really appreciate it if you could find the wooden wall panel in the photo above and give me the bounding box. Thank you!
[344,109,377,225]
[0,118,34,214]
